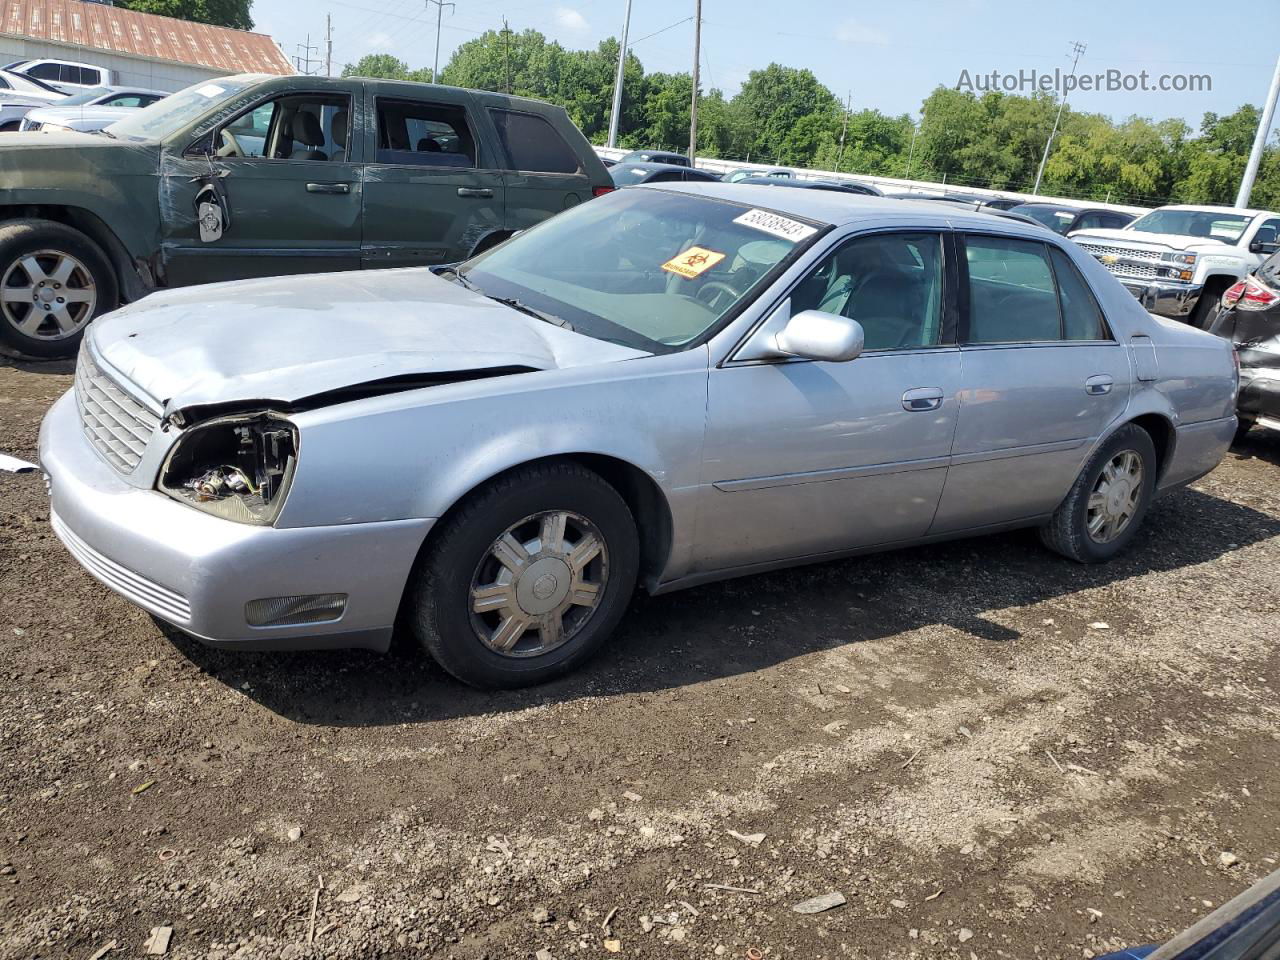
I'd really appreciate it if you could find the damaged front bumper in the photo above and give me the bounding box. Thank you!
[38,391,432,652]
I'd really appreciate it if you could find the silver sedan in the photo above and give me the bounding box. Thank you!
[39,185,1239,688]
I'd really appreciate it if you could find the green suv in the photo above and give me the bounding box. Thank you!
[0,73,614,358]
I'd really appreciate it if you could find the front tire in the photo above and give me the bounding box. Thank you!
[409,462,640,689]
[1040,424,1157,563]
[0,220,118,359]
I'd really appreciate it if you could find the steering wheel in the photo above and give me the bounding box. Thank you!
[217,129,245,158]
[695,280,743,310]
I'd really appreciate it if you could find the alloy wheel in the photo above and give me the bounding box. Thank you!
[0,249,97,341]
[468,510,609,657]
[1086,450,1144,543]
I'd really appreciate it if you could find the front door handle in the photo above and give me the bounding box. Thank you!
[902,387,944,412]
[457,187,494,198]
[306,182,350,194]
[1085,374,1114,396]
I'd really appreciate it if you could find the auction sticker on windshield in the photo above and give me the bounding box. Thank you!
[733,208,818,242]
[662,246,726,279]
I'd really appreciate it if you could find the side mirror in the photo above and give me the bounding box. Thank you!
[774,309,864,362]
[1250,239,1279,254]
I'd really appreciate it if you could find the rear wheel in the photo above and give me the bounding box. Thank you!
[409,462,639,688]
[1234,416,1256,444]
[0,220,117,359]
[1040,424,1157,563]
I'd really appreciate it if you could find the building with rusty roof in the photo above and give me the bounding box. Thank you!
[0,0,293,93]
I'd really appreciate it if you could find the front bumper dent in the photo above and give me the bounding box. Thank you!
[39,391,433,651]
[1119,279,1204,319]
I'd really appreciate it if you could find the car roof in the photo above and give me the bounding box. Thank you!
[1154,204,1275,218]
[649,182,1061,235]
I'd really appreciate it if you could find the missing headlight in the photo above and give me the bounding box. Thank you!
[159,413,298,525]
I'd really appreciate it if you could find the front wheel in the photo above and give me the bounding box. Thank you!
[409,462,640,688]
[0,220,118,359]
[1040,424,1157,563]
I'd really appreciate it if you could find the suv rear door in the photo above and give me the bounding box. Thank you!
[360,84,505,267]
[488,105,605,234]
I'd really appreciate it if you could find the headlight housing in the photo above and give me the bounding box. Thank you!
[158,413,298,525]
[39,122,78,135]
[1162,251,1197,267]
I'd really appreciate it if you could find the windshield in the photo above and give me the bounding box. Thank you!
[60,87,110,106]
[1127,209,1253,243]
[1018,205,1077,234]
[460,188,822,353]
[105,75,260,141]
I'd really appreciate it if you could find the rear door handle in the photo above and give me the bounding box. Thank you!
[457,187,494,198]
[902,387,944,412]
[1085,374,1114,395]
[306,182,350,194]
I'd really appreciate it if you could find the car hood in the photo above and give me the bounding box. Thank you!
[26,105,132,125]
[1070,227,1235,253]
[0,131,159,180]
[90,267,649,414]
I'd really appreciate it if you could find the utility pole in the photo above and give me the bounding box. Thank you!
[905,107,923,179]
[1236,53,1280,208]
[835,90,851,172]
[427,0,456,84]
[1032,40,1085,195]
[607,0,632,148]
[293,35,319,75]
[688,0,701,163]
[503,18,511,94]
[324,14,333,76]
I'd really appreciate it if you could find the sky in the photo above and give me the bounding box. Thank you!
[254,0,1280,136]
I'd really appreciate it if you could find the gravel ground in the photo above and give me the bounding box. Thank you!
[1,354,1279,960]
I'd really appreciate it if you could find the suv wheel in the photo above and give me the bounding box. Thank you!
[1040,424,1157,563]
[0,220,118,359]
[409,462,640,689]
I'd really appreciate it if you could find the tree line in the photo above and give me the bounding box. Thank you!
[343,31,1280,208]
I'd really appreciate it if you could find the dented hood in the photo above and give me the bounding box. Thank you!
[90,267,648,413]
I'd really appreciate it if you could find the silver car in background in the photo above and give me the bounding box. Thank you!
[39,186,1238,688]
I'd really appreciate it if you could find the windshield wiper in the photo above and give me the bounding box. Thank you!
[436,265,477,289]
[487,295,573,331]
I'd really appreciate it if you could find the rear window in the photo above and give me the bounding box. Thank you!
[490,109,582,175]
[376,98,476,167]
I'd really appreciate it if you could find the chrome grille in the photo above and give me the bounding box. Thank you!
[1103,261,1160,280]
[1076,242,1163,262]
[75,343,160,473]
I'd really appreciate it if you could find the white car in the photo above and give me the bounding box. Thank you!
[2,58,113,94]
[19,86,168,133]
[0,69,65,130]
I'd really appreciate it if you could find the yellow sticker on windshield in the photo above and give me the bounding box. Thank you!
[662,246,726,279]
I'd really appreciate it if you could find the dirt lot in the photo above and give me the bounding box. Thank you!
[1,354,1279,960]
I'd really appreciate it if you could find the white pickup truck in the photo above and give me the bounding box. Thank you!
[1071,204,1280,328]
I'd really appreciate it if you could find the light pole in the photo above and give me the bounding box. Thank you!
[607,0,633,148]
[1033,40,1085,195]
[428,0,455,84]
[1236,54,1280,209]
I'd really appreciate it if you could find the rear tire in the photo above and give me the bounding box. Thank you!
[409,462,640,689]
[1234,416,1256,444]
[1040,424,1157,563]
[0,219,118,359]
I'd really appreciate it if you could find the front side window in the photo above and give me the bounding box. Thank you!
[964,235,1060,343]
[27,62,60,81]
[101,94,148,108]
[490,109,581,174]
[790,233,945,351]
[1019,205,1076,235]
[376,98,476,167]
[460,190,820,353]
[216,94,350,161]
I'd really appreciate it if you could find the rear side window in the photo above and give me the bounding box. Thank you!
[964,235,1060,343]
[1049,247,1108,340]
[490,109,582,174]
[375,98,476,168]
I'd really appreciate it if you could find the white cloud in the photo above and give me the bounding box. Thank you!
[836,18,889,46]
[363,31,393,52]
[554,6,590,33]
